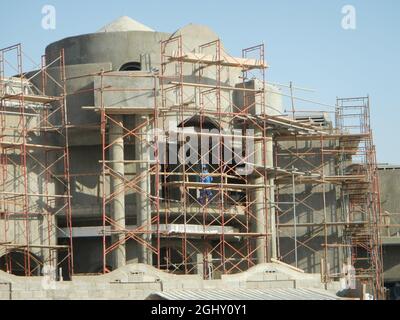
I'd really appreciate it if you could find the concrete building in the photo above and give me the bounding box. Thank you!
[378,165,400,300]
[0,17,386,299]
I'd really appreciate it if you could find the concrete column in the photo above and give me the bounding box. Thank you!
[42,214,58,271]
[266,131,277,260]
[196,252,213,279]
[109,115,126,269]
[196,253,204,278]
[135,115,152,265]
[251,126,267,264]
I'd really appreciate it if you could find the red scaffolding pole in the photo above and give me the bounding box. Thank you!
[0,43,73,277]
[160,35,269,276]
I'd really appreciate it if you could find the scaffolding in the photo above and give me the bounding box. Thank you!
[0,44,73,277]
[0,35,385,299]
[89,35,384,298]
[92,37,270,276]
[159,36,270,276]
[97,71,160,273]
[273,95,384,298]
[336,97,384,297]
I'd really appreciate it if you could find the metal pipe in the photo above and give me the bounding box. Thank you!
[292,172,298,268]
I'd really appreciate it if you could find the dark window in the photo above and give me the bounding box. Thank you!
[119,62,141,71]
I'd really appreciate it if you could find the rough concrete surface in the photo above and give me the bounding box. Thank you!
[0,262,342,300]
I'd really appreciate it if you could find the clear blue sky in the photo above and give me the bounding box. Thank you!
[1,0,399,164]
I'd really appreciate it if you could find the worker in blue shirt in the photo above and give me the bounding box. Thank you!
[200,165,213,205]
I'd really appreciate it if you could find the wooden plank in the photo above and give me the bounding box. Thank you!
[166,52,268,69]
[82,106,159,115]
[0,141,63,150]
[275,174,368,186]
[0,191,70,198]
[169,81,263,93]
[2,94,59,104]
[0,243,69,249]
[264,116,326,135]
[276,133,369,142]
[163,181,267,190]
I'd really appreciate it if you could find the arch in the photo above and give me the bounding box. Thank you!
[0,250,42,276]
[177,115,221,130]
[119,62,141,71]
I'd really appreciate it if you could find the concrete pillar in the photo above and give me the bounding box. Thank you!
[251,126,267,264]
[135,115,152,265]
[196,253,204,278]
[266,131,277,260]
[197,252,213,279]
[250,128,277,263]
[109,115,126,269]
[42,214,58,271]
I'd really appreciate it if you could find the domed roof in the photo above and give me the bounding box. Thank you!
[169,23,226,52]
[97,16,155,33]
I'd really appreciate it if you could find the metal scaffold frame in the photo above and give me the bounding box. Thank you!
[98,71,161,273]
[336,97,384,298]
[0,35,384,300]
[0,44,73,277]
[93,37,271,276]
[159,35,270,276]
[273,94,384,299]
[93,35,384,298]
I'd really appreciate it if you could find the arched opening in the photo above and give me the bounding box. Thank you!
[174,115,245,206]
[119,62,141,71]
[0,250,42,276]
[154,246,195,274]
[178,115,221,131]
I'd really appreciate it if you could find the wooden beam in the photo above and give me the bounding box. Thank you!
[163,181,267,190]
[2,94,60,104]
[0,141,63,150]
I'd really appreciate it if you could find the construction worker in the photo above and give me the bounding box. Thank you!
[199,165,213,205]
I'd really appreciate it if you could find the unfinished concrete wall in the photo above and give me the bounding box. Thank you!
[378,167,400,283]
[3,19,335,279]
[0,262,342,300]
[40,23,272,273]
[379,167,400,237]
[0,79,58,272]
[275,134,343,274]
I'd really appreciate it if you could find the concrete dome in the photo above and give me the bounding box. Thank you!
[170,23,223,51]
[97,16,155,33]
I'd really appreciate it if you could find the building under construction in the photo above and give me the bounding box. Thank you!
[0,17,387,300]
